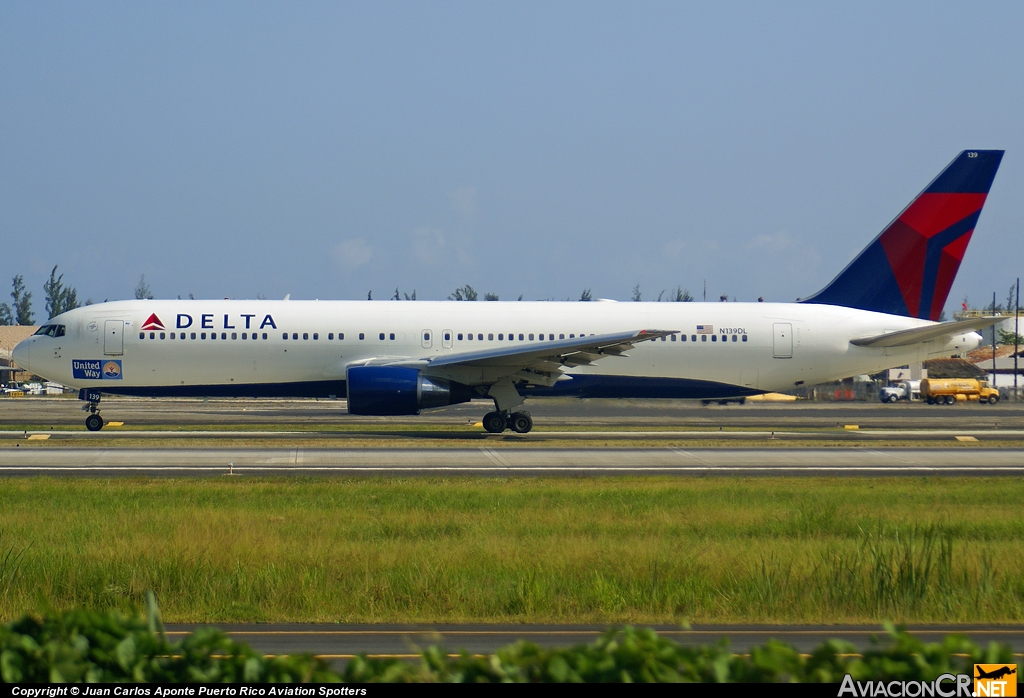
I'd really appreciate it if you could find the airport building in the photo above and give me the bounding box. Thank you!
[0,325,37,384]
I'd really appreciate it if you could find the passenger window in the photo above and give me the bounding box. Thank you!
[731,335,737,342]
[283,333,288,340]
[671,335,676,341]
[549,334,554,340]
[712,335,717,342]
[458,333,463,340]
[660,336,666,341]
[328,333,334,340]
[570,334,575,338]
[339,333,344,340]
[467,334,473,341]
[389,333,395,340]
[242,333,247,339]
[359,333,365,340]
[559,334,564,339]
[691,335,696,342]
[148,332,154,339]
[160,332,166,339]
[139,333,145,339]
[191,332,197,340]
[742,335,748,342]
[529,334,534,340]
[486,333,492,341]
[424,332,430,341]
[293,333,299,340]
[211,333,217,340]
[202,333,207,340]
[170,332,176,339]
[701,335,706,342]
[379,333,385,340]
[445,333,451,341]
[231,332,237,340]
[498,333,503,340]
[261,333,267,339]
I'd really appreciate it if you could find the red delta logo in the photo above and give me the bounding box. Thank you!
[141,313,165,331]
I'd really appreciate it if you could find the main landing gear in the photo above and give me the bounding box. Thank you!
[79,389,105,431]
[482,410,533,434]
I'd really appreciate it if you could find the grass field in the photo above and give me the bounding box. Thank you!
[1,476,1023,625]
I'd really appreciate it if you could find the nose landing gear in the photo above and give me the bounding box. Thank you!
[79,389,105,431]
[482,410,533,434]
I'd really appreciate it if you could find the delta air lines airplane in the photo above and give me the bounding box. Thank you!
[13,150,1006,433]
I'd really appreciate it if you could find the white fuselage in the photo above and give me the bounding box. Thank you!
[14,299,981,401]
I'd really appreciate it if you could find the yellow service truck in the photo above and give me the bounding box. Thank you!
[921,378,999,405]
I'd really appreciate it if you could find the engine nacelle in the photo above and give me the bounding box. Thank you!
[346,366,473,415]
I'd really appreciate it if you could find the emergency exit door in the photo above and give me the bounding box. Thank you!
[104,320,124,355]
[772,323,792,359]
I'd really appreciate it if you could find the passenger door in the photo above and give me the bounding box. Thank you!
[104,320,124,356]
[772,323,792,359]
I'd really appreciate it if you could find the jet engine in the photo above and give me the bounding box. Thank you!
[346,366,473,415]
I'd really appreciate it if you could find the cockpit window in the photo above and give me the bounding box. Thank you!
[33,325,65,337]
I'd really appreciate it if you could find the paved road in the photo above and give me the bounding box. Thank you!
[2,447,1021,475]
[4,428,1024,442]
[161,623,1024,656]
[3,397,1023,430]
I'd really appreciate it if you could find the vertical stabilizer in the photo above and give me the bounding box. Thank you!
[801,150,1003,320]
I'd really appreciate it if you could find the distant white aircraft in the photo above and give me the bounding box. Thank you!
[14,150,1005,432]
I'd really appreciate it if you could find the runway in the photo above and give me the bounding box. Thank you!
[161,623,1024,656]
[4,428,1024,441]
[3,396,1024,431]
[2,446,1022,475]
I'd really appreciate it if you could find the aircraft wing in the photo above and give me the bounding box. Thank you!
[360,329,677,386]
[850,316,1006,348]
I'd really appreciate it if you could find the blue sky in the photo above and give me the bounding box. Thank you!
[2,2,1022,314]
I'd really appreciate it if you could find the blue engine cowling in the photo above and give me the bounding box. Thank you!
[346,366,474,415]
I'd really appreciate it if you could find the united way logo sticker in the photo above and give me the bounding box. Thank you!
[72,359,123,380]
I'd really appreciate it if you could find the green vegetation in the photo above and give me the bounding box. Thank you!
[1,602,1018,682]
[2,477,1024,624]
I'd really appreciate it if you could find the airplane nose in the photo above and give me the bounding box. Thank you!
[12,338,32,373]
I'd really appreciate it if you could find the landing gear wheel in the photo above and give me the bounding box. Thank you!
[85,414,104,432]
[510,411,533,434]
[482,411,507,433]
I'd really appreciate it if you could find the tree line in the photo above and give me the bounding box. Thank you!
[0,267,81,326]
[382,283,696,303]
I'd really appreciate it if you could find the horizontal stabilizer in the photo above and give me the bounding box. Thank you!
[850,316,1005,348]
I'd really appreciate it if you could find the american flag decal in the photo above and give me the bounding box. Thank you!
[696,325,714,334]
